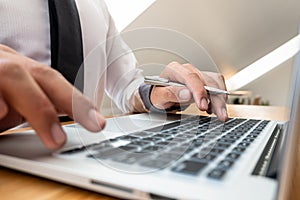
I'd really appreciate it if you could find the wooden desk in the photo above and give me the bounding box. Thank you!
[0,104,298,200]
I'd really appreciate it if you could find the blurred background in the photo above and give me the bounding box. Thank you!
[102,0,300,115]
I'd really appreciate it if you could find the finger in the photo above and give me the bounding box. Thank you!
[29,66,106,132]
[0,44,18,54]
[201,72,228,121]
[151,86,193,109]
[0,64,65,149]
[210,94,228,122]
[163,62,208,111]
[209,83,228,121]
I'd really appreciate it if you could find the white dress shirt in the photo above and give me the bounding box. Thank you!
[0,0,147,113]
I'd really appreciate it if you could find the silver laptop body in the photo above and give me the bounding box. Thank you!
[0,45,299,200]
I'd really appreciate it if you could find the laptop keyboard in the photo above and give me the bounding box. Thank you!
[61,116,270,180]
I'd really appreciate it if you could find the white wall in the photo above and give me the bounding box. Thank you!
[122,0,300,106]
[104,0,156,31]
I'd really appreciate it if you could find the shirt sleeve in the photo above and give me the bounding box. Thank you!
[104,10,149,113]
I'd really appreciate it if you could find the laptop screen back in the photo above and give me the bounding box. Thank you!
[277,35,300,199]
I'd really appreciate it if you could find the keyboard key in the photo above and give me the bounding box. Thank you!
[157,132,174,138]
[190,152,217,162]
[216,159,234,170]
[228,132,245,137]
[207,169,227,179]
[159,152,184,160]
[170,146,191,154]
[185,129,198,135]
[238,142,251,148]
[203,135,218,140]
[242,138,255,143]
[139,159,173,169]
[129,140,152,147]
[226,152,241,160]
[169,137,189,143]
[217,138,236,144]
[232,146,247,154]
[246,134,258,139]
[89,145,113,152]
[88,148,123,159]
[172,160,208,175]
[141,137,162,143]
[87,142,112,151]
[156,141,175,146]
[251,130,262,135]
[119,145,138,152]
[112,152,149,164]
[191,138,205,146]
[223,135,241,141]
[151,133,168,139]
[214,142,231,149]
[164,138,181,144]
[176,133,196,139]
[141,145,164,153]
[202,147,225,155]
[255,126,264,131]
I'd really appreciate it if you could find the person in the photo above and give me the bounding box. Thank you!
[0,0,228,150]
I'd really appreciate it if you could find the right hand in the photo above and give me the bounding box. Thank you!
[150,62,228,122]
[0,44,106,149]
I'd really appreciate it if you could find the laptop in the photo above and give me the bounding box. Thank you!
[0,45,299,200]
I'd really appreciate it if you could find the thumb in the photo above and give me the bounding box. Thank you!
[151,86,193,110]
[177,88,193,102]
[152,86,192,104]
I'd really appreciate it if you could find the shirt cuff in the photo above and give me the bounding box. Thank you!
[138,84,189,113]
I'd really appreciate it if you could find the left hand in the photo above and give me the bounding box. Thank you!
[150,62,228,122]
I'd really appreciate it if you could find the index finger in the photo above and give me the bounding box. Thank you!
[202,72,228,121]
[29,66,106,132]
[0,64,65,149]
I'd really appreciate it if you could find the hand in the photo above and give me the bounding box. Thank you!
[0,45,106,149]
[150,62,228,121]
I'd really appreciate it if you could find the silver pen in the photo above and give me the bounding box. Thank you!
[144,76,246,96]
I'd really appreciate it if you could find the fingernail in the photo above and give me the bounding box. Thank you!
[51,123,66,146]
[179,89,191,101]
[201,98,208,110]
[88,109,105,131]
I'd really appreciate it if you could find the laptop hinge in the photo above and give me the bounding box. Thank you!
[252,124,285,179]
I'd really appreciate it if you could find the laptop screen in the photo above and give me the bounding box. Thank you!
[277,35,300,199]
